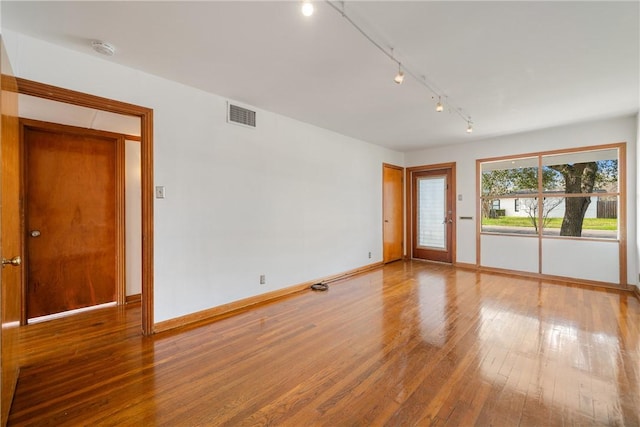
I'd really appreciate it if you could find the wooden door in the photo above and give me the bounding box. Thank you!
[1,38,22,425]
[383,163,403,263]
[412,167,455,263]
[23,122,123,319]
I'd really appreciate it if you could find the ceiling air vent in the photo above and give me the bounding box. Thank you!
[227,102,256,128]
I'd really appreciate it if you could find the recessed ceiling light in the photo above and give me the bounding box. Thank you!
[91,41,115,56]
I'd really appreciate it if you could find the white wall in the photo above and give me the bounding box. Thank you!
[3,31,404,322]
[637,112,640,289]
[406,115,638,285]
[543,239,619,283]
[125,141,141,296]
[481,234,538,273]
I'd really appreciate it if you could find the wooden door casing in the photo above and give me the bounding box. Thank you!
[1,38,22,426]
[407,164,456,264]
[23,121,125,320]
[383,163,404,263]
[16,78,154,335]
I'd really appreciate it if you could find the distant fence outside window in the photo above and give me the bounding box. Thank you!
[597,200,617,219]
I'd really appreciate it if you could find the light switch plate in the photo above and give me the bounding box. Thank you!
[155,186,165,199]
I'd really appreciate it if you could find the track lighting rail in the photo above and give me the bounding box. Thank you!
[324,0,473,133]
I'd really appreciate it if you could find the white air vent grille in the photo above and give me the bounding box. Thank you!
[227,103,256,128]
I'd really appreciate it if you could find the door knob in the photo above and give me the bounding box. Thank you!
[30,230,41,237]
[2,256,21,267]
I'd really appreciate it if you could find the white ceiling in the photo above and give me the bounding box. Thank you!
[2,1,638,152]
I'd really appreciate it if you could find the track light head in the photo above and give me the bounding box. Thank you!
[394,70,404,84]
[301,0,314,17]
[324,3,474,132]
[394,63,404,84]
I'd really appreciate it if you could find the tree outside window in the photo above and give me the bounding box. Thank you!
[480,148,619,239]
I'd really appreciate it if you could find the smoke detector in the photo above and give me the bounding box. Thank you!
[91,41,115,56]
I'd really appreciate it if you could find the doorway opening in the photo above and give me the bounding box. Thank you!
[406,163,456,264]
[16,78,154,335]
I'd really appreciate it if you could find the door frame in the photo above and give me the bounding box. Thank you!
[405,162,456,263]
[1,41,21,425]
[382,163,404,263]
[20,119,126,321]
[15,78,155,335]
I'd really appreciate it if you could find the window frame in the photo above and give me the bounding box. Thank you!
[478,144,622,241]
[475,142,627,286]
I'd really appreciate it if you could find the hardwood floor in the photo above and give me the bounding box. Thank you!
[8,261,640,426]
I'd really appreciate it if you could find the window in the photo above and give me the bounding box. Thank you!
[480,156,538,234]
[478,143,625,285]
[480,147,620,239]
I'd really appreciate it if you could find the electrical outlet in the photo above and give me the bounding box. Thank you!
[260,275,266,285]
[368,251,372,259]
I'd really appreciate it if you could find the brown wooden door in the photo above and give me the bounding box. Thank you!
[1,39,22,425]
[412,168,454,263]
[24,123,120,319]
[383,163,403,263]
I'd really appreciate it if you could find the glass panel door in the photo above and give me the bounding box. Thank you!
[418,176,446,249]
[412,167,453,263]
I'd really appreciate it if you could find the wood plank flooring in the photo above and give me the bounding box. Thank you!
[8,261,640,426]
